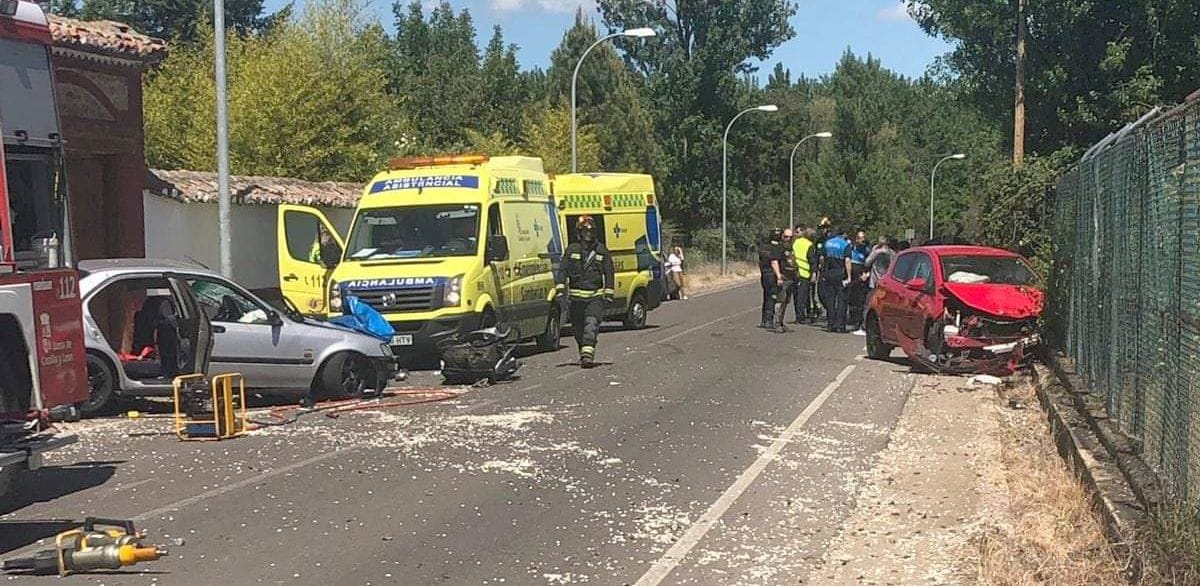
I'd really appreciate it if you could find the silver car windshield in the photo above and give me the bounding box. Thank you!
[346,204,480,261]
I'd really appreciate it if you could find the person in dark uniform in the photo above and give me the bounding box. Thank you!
[812,217,833,318]
[757,229,784,328]
[772,228,799,333]
[819,226,853,333]
[847,230,871,333]
[555,216,615,368]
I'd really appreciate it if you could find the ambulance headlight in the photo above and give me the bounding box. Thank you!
[443,275,463,306]
[330,279,343,312]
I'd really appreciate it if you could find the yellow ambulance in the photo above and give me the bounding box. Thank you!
[551,173,665,329]
[276,155,565,353]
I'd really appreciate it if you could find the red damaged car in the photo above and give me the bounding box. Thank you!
[865,245,1044,374]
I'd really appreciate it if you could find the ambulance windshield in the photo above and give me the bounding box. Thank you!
[346,204,480,261]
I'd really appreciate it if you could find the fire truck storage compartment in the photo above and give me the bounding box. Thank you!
[0,313,34,415]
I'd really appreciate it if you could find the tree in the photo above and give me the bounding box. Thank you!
[144,0,402,181]
[910,0,1200,156]
[70,0,269,40]
[479,26,527,141]
[390,1,483,151]
[595,0,799,235]
[544,10,661,174]
[522,106,601,175]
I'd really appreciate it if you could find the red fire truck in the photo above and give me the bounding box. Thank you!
[0,0,89,497]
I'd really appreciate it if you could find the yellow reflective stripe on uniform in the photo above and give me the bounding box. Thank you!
[794,238,814,279]
[569,289,604,298]
[601,288,614,295]
[580,345,595,356]
[555,283,566,291]
[569,253,582,259]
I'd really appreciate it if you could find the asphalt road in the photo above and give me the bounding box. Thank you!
[1,282,915,585]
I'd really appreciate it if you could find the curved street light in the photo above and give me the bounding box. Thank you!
[788,132,833,229]
[930,153,967,240]
[722,104,779,275]
[570,27,657,173]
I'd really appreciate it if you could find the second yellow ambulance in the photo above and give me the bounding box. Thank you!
[551,173,665,329]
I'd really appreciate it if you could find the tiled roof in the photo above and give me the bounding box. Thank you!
[147,169,363,209]
[49,15,167,61]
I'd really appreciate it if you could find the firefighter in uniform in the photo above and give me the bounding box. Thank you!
[555,216,615,368]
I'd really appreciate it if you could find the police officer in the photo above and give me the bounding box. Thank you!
[757,229,784,328]
[792,226,818,324]
[772,228,799,333]
[555,216,615,368]
[819,226,853,333]
[847,230,871,333]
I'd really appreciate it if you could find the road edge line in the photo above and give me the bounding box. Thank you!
[633,362,859,586]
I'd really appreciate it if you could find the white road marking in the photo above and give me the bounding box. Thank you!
[633,362,860,586]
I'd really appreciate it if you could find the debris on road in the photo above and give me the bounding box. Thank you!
[969,374,1004,386]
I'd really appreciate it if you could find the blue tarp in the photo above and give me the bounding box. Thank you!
[330,296,396,341]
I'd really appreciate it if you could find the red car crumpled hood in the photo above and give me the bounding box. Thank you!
[942,283,1044,319]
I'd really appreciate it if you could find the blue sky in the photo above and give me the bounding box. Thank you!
[264,0,953,79]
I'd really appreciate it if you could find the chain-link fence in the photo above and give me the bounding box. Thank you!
[1051,99,1200,504]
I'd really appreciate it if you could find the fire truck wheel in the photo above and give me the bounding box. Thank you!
[80,354,117,418]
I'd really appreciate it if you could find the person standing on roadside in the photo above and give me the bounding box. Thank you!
[848,230,871,334]
[757,229,785,328]
[791,226,817,324]
[858,236,896,333]
[771,228,799,333]
[666,246,687,300]
[819,226,852,333]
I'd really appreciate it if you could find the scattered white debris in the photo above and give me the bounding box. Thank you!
[969,374,1004,386]
[480,459,539,478]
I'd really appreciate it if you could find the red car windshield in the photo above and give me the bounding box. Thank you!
[940,255,1038,286]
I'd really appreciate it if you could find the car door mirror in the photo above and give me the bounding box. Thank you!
[906,277,928,292]
[486,235,510,262]
[266,309,285,327]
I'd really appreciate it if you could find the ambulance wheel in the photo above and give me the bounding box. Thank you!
[80,353,116,418]
[536,308,561,352]
[624,290,648,330]
[319,352,369,399]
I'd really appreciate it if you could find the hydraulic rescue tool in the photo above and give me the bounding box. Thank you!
[1,518,168,576]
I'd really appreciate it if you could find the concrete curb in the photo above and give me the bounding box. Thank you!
[1032,350,1159,580]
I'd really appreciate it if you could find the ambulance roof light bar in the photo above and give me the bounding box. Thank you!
[388,154,489,170]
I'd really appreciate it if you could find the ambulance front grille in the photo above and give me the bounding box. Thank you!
[348,287,437,313]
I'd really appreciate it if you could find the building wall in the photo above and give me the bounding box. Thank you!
[142,193,354,292]
[54,53,148,259]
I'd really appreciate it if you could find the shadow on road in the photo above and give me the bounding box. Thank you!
[0,520,81,554]
[0,461,121,549]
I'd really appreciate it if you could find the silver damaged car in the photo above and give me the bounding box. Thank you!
[78,259,396,416]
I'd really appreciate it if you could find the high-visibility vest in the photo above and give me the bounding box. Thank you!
[793,237,814,279]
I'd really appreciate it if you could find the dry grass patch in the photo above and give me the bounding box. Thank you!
[973,382,1131,585]
[684,261,757,295]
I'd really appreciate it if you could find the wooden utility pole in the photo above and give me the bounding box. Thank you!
[1013,0,1027,166]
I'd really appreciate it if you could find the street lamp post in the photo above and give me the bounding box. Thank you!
[929,153,967,240]
[788,132,833,229]
[722,105,779,275]
[570,27,655,173]
[214,0,232,277]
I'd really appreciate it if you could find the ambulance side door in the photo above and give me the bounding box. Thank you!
[277,204,344,316]
[483,202,513,327]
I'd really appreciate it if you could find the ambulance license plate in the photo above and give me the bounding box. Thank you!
[391,334,414,346]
